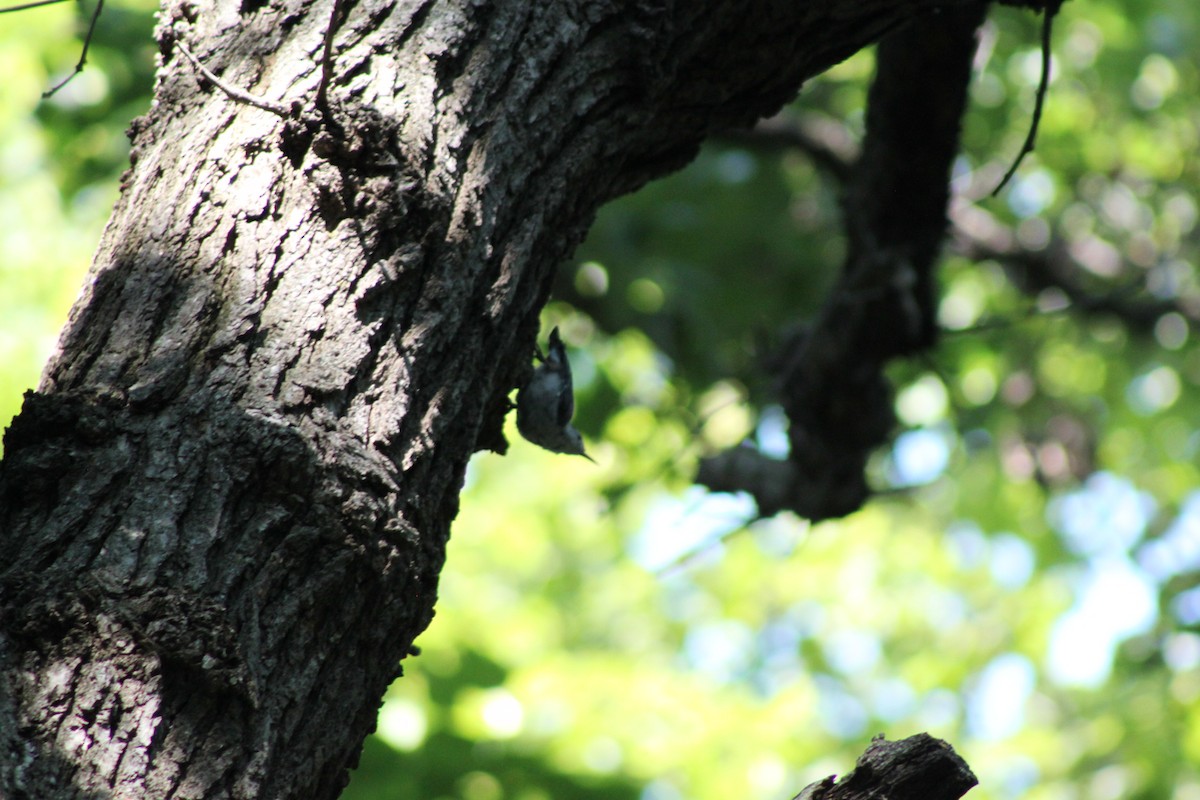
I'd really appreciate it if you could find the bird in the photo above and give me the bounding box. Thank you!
[516,327,595,462]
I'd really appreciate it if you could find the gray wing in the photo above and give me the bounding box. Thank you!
[555,369,575,426]
[548,328,576,425]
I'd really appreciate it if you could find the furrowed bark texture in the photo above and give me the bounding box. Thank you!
[2,0,983,797]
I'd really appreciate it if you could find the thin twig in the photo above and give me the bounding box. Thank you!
[315,0,346,113]
[0,0,68,14]
[175,39,290,118]
[991,1,1061,195]
[718,114,856,184]
[42,0,104,98]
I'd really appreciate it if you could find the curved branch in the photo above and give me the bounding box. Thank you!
[700,3,990,521]
[2,0,1013,795]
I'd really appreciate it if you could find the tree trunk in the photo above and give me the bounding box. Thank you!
[1,0,988,797]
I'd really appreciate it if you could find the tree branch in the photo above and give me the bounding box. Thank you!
[2,0,1016,794]
[42,0,104,98]
[952,201,1200,332]
[0,0,68,13]
[991,0,1063,195]
[699,3,990,521]
[717,113,856,183]
[174,38,291,117]
[792,734,978,800]
[723,118,1199,337]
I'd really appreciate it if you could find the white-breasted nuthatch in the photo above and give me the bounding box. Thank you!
[516,327,595,462]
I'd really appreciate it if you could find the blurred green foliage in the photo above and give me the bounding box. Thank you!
[2,1,1199,799]
[0,0,156,427]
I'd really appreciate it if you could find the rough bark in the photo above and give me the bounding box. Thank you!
[2,0,989,797]
[791,734,978,800]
